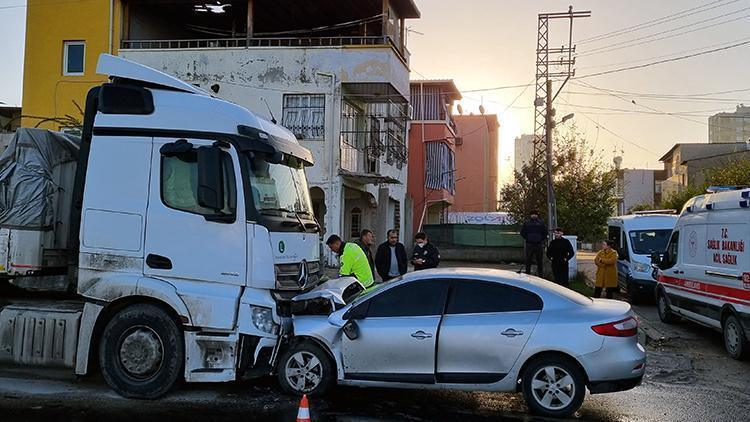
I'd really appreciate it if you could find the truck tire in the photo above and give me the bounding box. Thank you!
[723,314,749,360]
[277,340,335,397]
[99,303,184,399]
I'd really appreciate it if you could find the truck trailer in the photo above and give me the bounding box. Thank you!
[0,54,322,398]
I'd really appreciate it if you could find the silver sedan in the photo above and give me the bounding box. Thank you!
[277,268,646,418]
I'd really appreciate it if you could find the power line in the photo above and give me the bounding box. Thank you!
[569,81,750,98]
[579,8,750,57]
[575,39,750,79]
[578,0,738,44]
[558,97,661,157]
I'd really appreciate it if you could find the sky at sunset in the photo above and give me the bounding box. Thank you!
[2,0,750,184]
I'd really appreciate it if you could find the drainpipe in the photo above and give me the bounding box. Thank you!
[108,0,114,54]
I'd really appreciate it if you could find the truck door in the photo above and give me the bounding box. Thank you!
[144,138,246,287]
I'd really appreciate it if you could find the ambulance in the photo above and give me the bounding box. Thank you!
[653,187,750,359]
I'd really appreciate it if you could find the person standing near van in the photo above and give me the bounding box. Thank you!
[594,240,619,299]
[546,228,575,287]
[521,210,548,277]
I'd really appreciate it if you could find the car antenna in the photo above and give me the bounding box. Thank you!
[262,98,277,124]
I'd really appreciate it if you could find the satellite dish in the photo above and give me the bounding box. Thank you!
[479,104,485,115]
[613,156,623,168]
[457,104,463,115]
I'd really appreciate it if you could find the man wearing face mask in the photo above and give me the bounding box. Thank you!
[411,232,440,271]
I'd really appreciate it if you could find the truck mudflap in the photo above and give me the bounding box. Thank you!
[288,277,363,316]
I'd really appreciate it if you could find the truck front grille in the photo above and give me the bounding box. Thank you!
[274,261,321,291]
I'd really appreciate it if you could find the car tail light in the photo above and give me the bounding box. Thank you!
[591,317,638,337]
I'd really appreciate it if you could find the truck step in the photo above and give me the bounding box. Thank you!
[0,301,83,368]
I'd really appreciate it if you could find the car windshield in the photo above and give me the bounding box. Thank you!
[629,229,672,255]
[243,152,312,216]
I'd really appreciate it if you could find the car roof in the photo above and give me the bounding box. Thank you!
[608,214,678,230]
[392,267,592,306]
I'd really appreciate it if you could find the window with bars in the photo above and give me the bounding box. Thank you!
[282,94,325,140]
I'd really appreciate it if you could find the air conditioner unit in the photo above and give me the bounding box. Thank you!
[455,137,463,145]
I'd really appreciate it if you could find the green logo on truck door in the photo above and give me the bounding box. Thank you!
[279,241,285,253]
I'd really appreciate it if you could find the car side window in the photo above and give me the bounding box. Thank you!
[446,280,542,314]
[161,148,236,216]
[665,231,680,268]
[366,280,447,318]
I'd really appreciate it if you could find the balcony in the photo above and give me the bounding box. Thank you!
[120,0,418,65]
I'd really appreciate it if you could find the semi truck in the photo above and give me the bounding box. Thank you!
[0,54,322,398]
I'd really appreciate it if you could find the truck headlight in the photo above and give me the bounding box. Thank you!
[250,306,279,335]
[633,262,651,273]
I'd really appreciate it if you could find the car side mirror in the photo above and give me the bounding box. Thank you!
[197,145,224,212]
[343,320,359,340]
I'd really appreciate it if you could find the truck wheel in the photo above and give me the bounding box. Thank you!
[99,303,184,399]
[521,355,586,418]
[723,314,749,360]
[277,340,334,397]
[656,289,679,324]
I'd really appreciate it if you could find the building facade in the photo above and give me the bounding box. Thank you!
[514,134,535,175]
[613,169,667,215]
[22,0,123,131]
[23,0,420,264]
[452,114,500,212]
[659,142,748,198]
[708,104,750,144]
[407,80,461,235]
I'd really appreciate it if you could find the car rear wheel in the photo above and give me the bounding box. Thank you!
[277,340,334,397]
[657,289,679,324]
[521,356,586,418]
[723,314,749,360]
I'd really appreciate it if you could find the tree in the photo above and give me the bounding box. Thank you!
[628,202,656,213]
[500,125,616,242]
[659,158,750,211]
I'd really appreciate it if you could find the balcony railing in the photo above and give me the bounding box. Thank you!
[121,35,410,63]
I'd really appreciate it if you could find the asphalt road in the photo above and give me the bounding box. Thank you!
[2,258,749,421]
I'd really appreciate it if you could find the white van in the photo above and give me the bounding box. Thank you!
[653,188,750,359]
[608,212,678,303]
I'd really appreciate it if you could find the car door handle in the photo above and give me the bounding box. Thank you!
[501,328,524,338]
[672,270,684,275]
[410,330,433,340]
[146,254,173,270]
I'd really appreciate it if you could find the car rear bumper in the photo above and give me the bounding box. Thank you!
[588,374,643,394]
[578,337,646,385]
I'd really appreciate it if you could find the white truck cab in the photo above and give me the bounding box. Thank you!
[0,55,321,398]
[653,188,750,359]
[607,212,677,303]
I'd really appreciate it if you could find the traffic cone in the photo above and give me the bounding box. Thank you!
[296,394,311,422]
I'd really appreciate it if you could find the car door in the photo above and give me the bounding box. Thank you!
[341,279,448,384]
[436,279,542,384]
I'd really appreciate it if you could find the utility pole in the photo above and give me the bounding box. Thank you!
[532,6,590,236]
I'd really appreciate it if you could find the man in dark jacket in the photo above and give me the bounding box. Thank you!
[546,228,575,287]
[520,210,548,277]
[411,232,440,271]
[354,229,376,276]
[375,229,408,281]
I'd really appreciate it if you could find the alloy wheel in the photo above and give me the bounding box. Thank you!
[285,351,323,393]
[530,365,576,410]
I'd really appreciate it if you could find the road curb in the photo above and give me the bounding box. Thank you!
[634,310,667,345]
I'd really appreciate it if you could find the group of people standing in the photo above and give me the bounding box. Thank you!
[325,230,440,287]
[520,210,619,299]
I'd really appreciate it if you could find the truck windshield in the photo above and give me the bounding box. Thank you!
[243,152,312,217]
[628,229,672,255]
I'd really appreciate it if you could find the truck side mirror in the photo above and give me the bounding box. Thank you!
[197,145,224,212]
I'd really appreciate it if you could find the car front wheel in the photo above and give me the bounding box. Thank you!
[277,340,335,397]
[657,289,679,324]
[521,356,586,418]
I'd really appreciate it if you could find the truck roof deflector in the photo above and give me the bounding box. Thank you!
[96,54,208,96]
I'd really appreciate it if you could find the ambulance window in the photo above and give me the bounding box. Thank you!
[665,231,679,268]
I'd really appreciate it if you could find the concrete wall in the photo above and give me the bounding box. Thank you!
[121,46,410,264]
[453,115,500,212]
[623,169,655,212]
